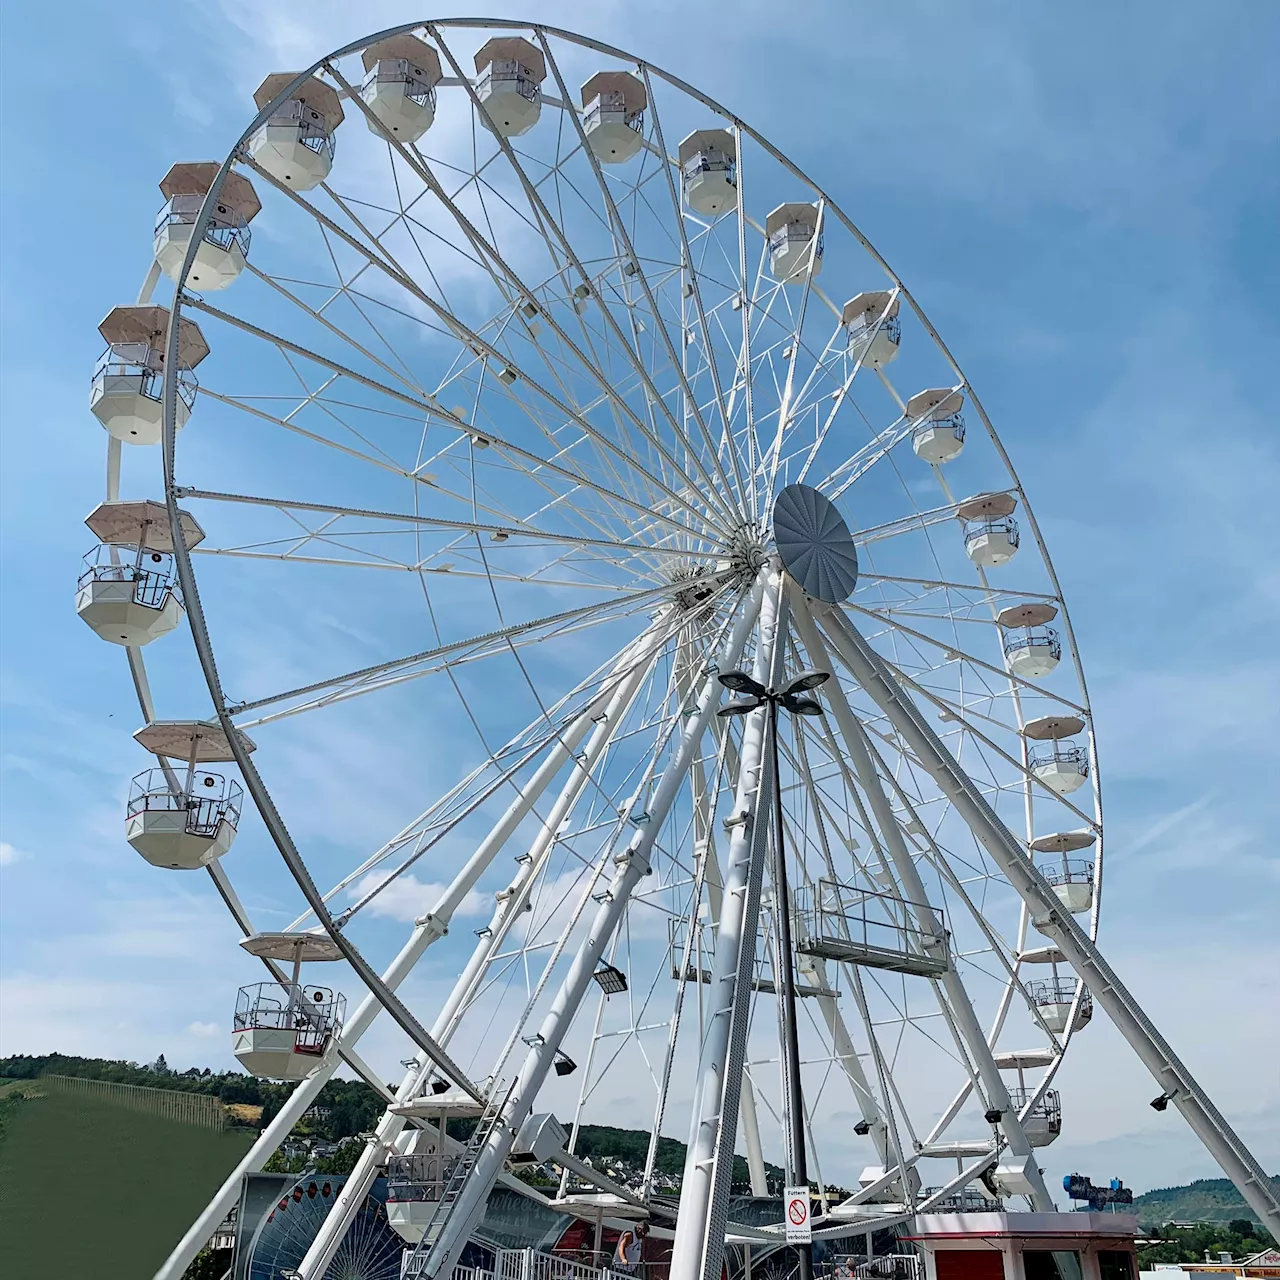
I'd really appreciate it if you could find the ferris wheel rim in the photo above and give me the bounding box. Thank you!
[119,14,1107,1245]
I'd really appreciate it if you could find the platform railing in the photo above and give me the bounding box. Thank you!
[793,880,949,976]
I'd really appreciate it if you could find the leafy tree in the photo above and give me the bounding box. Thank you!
[181,1245,232,1280]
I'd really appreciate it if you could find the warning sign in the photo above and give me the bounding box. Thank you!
[784,1185,811,1244]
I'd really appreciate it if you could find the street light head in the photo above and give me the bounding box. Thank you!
[783,668,830,696]
[781,694,824,716]
[718,696,763,718]
[718,669,767,698]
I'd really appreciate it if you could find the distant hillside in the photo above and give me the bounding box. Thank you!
[1132,1175,1280,1229]
[0,1054,781,1186]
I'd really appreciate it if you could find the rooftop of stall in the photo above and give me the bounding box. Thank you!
[904,1212,1139,1280]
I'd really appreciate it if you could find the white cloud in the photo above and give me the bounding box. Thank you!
[187,1021,221,1038]
[349,870,489,924]
[0,841,25,866]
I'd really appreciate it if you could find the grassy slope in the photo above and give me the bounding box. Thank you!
[0,1087,254,1280]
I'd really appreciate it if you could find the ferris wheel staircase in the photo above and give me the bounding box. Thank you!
[401,1083,513,1280]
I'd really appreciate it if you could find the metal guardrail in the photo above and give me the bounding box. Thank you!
[1028,745,1089,774]
[364,59,438,108]
[233,982,346,1052]
[583,93,644,134]
[963,516,1020,547]
[127,768,243,837]
[79,544,180,609]
[1003,626,1061,660]
[39,1073,227,1131]
[92,353,200,407]
[477,61,540,103]
[1040,859,1094,886]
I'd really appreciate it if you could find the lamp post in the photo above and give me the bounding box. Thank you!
[719,667,829,1280]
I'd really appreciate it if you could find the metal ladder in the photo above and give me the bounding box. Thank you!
[401,1083,512,1279]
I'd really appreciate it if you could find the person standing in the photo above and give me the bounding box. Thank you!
[612,1222,649,1275]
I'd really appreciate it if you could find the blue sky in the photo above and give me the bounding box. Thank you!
[2,0,1278,1202]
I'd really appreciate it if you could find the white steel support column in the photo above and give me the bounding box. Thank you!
[414,573,768,1280]
[792,598,1052,1208]
[816,603,1280,1238]
[670,571,786,1280]
[296,630,667,1279]
[739,1074,771,1198]
[812,963,891,1166]
[151,921,435,1280]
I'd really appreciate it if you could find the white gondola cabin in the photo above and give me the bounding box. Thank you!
[1030,829,1097,914]
[90,306,208,446]
[957,491,1019,568]
[1023,714,1089,796]
[126,720,253,869]
[766,203,823,283]
[473,37,545,138]
[581,71,646,164]
[386,1139,452,1243]
[1026,976,1093,1035]
[1010,1086,1062,1147]
[844,291,901,369]
[154,163,260,291]
[908,387,966,464]
[679,129,737,216]
[998,601,1061,679]
[233,983,345,1080]
[77,500,204,646]
[248,73,344,191]
[233,932,346,1080]
[360,34,442,142]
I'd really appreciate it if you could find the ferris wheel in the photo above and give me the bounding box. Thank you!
[77,18,1279,1280]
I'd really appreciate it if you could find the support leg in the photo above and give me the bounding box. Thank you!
[792,598,1051,1208]
[413,576,768,1280]
[817,603,1280,1236]
[670,572,785,1280]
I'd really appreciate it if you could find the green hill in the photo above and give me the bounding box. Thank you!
[1132,1175,1280,1229]
[0,1083,254,1280]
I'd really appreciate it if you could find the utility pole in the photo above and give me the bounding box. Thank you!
[720,667,829,1280]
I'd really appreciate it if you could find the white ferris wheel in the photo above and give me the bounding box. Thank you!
[76,18,1278,1280]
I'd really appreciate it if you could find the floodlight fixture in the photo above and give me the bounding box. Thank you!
[592,963,628,994]
[718,670,767,698]
[718,696,763,718]
[780,694,824,716]
[783,669,830,696]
